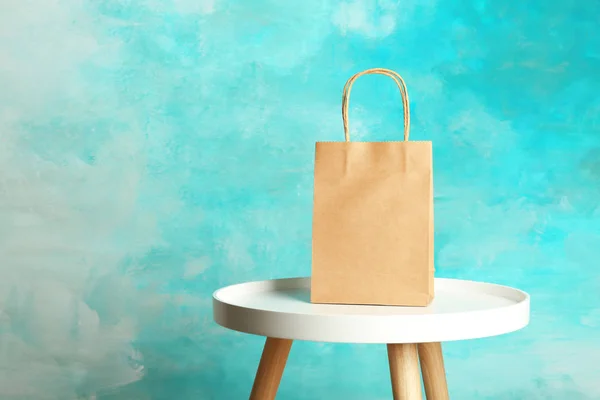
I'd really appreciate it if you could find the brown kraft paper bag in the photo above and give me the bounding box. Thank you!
[311,68,434,307]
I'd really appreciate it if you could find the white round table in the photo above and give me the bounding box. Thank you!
[213,277,530,400]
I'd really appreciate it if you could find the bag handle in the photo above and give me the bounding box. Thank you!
[341,68,410,142]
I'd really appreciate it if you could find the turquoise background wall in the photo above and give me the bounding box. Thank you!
[1,1,599,399]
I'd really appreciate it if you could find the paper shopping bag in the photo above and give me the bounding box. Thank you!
[310,68,434,307]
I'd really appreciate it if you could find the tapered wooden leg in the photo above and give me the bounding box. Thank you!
[418,342,449,400]
[387,343,423,400]
[250,337,293,400]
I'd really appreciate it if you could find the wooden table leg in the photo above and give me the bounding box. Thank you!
[417,342,449,400]
[387,343,423,400]
[250,337,293,400]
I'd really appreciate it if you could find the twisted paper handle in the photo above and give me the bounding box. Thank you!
[341,68,410,142]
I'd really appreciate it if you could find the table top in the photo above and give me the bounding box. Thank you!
[213,277,530,344]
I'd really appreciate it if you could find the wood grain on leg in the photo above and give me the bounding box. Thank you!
[250,337,293,400]
[387,343,423,400]
[418,342,449,400]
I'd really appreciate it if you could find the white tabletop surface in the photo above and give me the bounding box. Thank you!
[213,277,530,344]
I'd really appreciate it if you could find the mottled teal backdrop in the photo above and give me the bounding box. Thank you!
[1,0,599,399]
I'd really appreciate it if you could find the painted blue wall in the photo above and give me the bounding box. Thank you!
[1,1,599,399]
